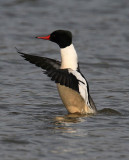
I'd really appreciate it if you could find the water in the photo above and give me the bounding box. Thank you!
[0,0,129,159]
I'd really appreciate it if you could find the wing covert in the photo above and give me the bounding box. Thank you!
[17,49,61,71]
[17,50,80,93]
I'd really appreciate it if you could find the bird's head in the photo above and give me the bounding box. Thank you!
[36,30,72,48]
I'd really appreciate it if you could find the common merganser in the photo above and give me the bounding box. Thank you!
[17,30,97,114]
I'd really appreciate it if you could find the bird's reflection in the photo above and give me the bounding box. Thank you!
[55,113,94,123]
[49,113,94,135]
[52,113,94,133]
[52,108,121,132]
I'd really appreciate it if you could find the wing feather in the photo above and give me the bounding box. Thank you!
[18,51,79,93]
[17,49,61,70]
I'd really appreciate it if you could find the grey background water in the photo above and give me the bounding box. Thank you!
[0,0,129,159]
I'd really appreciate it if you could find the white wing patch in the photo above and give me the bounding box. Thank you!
[68,69,90,106]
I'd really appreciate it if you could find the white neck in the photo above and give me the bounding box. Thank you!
[60,44,78,70]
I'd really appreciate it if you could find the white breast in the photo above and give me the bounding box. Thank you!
[60,44,78,70]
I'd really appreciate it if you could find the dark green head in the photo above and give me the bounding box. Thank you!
[36,30,72,48]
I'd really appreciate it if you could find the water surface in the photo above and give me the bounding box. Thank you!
[0,0,129,159]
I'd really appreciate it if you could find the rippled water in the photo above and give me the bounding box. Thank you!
[0,0,129,159]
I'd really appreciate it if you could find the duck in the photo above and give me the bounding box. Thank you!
[17,30,97,114]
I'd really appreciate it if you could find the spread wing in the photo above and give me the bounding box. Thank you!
[17,50,79,92]
[17,49,61,70]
